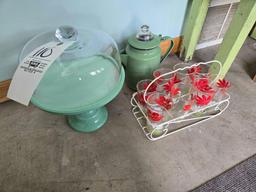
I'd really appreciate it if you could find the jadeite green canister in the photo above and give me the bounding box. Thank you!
[121,25,174,90]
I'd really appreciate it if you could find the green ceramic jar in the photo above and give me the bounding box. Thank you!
[121,25,174,90]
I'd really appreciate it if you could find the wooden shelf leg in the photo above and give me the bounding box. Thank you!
[180,0,210,61]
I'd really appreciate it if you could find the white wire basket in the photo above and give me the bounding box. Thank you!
[130,60,230,141]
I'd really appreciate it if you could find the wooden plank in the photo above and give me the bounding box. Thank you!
[212,0,256,78]
[180,0,210,61]
[0,80,11,103]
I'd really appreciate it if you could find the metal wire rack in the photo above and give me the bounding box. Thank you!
[130,60,230,141]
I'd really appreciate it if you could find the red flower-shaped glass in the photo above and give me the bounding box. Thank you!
[173,62,194,85]
[143,82,157,92]
[172,64,195,96]
[155,95,172,110]
[153,68,171,84]
[147,108,164,122]
[136,79,157,106]
[188,66,201,74]
[195,95,212,106]
[217,79,231,89]
[171,74,182,84]
[182,94,195,112]
[194,78,215,94]
[146,92,170,123]
[215,79,231,101]
[187,66,201,82]
[153,68,181,92]
[136,93,149,106]
[163,80,181,97]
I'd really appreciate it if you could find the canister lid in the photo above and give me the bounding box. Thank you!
[128,25,160,50]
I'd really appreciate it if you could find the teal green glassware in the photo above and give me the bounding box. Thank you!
[19,26,125,132]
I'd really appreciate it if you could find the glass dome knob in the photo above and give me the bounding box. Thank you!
[55,25,78,42]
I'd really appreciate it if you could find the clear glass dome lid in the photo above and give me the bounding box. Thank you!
[19,26,124,113]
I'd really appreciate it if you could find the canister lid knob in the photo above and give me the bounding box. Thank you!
[136,25,154,41]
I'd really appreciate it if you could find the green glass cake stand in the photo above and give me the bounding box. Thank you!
[20,26,125,132]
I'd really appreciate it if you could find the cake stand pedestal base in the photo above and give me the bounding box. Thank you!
[68,106,108,132]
